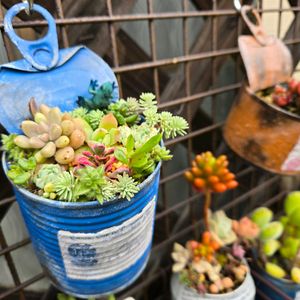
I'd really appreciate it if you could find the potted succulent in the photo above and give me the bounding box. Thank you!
[250,191,300,299]
[223,77,300,175]
[223,5,299,175]
[171,152,258,300]
[1,81,188,297]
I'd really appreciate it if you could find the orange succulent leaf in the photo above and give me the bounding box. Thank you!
[202,231,211,245]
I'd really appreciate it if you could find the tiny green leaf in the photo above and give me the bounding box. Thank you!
[126,134,135,154]
[13,172,31,185]
[18,157,36,171]
[131,155,148,168]
[114,147,129,164]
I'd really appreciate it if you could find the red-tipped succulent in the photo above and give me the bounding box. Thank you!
[74,142,129,178]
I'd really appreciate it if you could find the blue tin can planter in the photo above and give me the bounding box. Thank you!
[3,154,160,298]
[251,262,300,299]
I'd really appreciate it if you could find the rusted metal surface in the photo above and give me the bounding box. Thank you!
[0,0,298,299]
[224,86,300,174]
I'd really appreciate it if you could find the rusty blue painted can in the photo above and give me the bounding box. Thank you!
[0,3,161,297]
[3,154,160,297]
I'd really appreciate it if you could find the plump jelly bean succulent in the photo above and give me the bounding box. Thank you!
[184,152,238,193]
[184,152,238,231]
[14,99,88,165]
[251,191,300,283]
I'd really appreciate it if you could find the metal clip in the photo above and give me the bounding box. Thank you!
[22,0,34,15]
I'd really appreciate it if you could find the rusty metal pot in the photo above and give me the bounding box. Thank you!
[224,85,300,175]
[224,5,297,175]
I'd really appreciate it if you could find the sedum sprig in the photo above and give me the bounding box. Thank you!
[114,173,139,200]
[1,134,30,162]
[7,157,36,186]
[54,171,78,202]
[126,97,140,112]
[165,115,189,139]
[86,109,104,129]
[139,93,157,110]
[70,107,88,120]
[76,166,115,204]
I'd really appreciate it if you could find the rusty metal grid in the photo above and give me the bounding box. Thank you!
[0,0,299,299]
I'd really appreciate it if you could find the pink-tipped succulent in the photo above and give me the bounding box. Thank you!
[74,142,129,178]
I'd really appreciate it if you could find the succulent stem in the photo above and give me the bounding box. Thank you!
[204,190,211,231]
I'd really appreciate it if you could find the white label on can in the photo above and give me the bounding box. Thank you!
[281,137,300,171]
[58,197,156,280]
[295,291,300,300]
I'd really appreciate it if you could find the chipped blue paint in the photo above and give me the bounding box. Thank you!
[0,3,161,297]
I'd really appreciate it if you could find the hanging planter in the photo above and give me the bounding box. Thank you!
[170,152,257,300]
[0,3,189,298]
[223,5,299,174]
[249,191,300,299]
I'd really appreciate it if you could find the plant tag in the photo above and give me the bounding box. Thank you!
[295,291,300,300]
[58,197,156,280]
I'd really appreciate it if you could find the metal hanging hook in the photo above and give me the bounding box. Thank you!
[234,0,259,12]
[22,0,34,15]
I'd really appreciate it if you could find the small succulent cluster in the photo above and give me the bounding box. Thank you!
[2,82,188,203]
[257,78,300,115]
[184,152,238,193]
[251,192,300,283]
[172,226,252,295]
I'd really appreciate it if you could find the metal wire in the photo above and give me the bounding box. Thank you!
[0,0,297,299]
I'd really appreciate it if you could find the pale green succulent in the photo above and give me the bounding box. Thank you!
[265,262,286,279]
[208,210,237,246]
[33,164,63,189]
[251,207,273,229]
[263,240,281,257]
[260,222,284,242]
[285,191,300,216]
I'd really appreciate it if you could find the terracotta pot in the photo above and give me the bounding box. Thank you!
[223,85,300,175]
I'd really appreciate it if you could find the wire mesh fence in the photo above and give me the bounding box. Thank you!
[0,0,299,299]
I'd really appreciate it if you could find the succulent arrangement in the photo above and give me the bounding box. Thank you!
[2,81,188,204]
[251,191,300,283]
[172,152,259,294]
[256,78,300,115]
